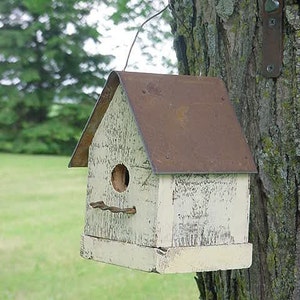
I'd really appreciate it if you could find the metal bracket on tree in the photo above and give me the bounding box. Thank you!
[262,0,284,78]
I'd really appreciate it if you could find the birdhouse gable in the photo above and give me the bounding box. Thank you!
[69,71,256,174]
[85,84,162,247]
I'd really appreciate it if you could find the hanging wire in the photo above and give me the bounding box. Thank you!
[123,4,170,71]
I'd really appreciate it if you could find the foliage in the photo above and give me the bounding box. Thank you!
[0,153,198,299]
[104,0,176,71]
[0,0,112,155]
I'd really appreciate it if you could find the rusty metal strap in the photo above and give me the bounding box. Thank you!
[262,0,284,78]
[90,201,136,215]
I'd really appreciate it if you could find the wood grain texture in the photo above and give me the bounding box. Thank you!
[81,235,252,274]
[85,85,159,247]
[156,175,174,247]
[172,174,250,247]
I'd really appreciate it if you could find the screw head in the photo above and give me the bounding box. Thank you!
[268,18,276,27]
[266,64,274,73]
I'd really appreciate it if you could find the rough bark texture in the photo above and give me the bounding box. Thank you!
[170,0,300,299]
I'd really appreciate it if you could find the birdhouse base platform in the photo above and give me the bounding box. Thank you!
[80,235,252,274]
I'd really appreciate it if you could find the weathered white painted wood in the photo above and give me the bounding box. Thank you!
[231,174,250,242]
[172,174,250,247]
[156,175,174,247]
[81,235,156,272]
[156,242,252,273]
[85,86,159,247]
[81,235,252,274]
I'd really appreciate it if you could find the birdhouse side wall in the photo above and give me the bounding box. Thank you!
[172,173,250,247]
[84,85,160,247]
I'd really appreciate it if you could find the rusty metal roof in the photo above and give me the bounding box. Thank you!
[69,71,256,173]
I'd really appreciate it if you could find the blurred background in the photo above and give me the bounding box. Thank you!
[0,0,176,156]
[0,0,198,299]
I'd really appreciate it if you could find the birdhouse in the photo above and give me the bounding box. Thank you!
[69,71,256,274]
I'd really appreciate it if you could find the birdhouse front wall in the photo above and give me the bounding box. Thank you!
[85,85,160,247]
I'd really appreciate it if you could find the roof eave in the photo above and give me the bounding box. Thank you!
[68,71,120,168]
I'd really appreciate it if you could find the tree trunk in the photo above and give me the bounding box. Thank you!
[170,1,300,299]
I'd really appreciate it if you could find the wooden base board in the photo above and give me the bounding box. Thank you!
[80,235,252,274]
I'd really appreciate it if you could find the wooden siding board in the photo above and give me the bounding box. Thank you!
[156,175,174,247]
[172,174,250,247]
[84,86,159,247]
[81,235,252,273]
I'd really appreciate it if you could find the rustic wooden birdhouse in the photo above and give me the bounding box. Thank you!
[69,71,256,274]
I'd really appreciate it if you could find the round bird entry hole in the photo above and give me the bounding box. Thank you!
[111,164,130,193]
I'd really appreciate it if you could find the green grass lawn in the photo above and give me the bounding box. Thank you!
[0,153,198,300]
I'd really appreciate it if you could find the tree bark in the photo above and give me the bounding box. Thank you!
[170,1,300,299]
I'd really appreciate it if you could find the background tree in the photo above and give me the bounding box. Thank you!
[170,0,300,299]
[0,0,111,155]
[105,0,176,71]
